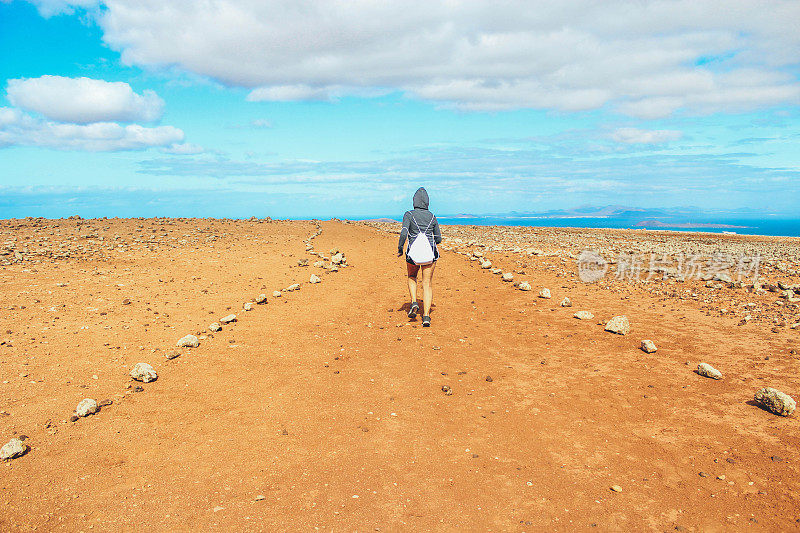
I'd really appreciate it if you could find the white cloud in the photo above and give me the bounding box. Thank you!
[7,76,164,124]
[0,106,184,151]
[29,0,796,117]
[612,128,683,144]
[28,0,99,17]
[161,142,205,154]
[250,119,272,128]
[247,85,333,102]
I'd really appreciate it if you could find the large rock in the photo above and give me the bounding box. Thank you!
[574,311,594,320]
[255,294,268,304]
[209,322,221,332]
[76,398,99,417]
[309,274,321,284]
[604,316,630,335]
[697,362,722,379]
[518,281,531,291]
[219,314,237,324]
[560,297,572,307]
[502,272,514,282]
[754,387,796,416]
[538,288,552,299]
[130,362,158,383]
[480,260,492,269]
[0,438,28,460]
[331,252,345,265]
[177,334,199,348]
[640,340,657,353]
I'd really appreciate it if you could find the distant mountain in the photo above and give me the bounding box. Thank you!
[448,205,703,220]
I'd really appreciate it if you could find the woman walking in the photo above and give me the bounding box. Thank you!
[397,187,441,327]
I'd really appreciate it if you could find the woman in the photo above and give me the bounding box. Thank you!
[397,187,441,327]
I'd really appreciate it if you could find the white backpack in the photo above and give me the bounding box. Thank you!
[407,214,435,265]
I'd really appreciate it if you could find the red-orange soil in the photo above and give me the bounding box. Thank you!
[1,219,798,531]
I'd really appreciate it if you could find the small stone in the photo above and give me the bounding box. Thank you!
[98,399,113,407]
[130,362,157,383]
[309,274,321,284]
[699,471,709,477]
[243,302,253,311]
[254,495,266,501]
[538,288,551,299]
[560,297,572,307]
[273,291,282,297]
[717,475,726,480]
[331,252,344,265]
[0,438,28,460]
[604,315,630,335]
[220,314,237,324]
[165,350,181,360]
[641,340,657,353]
[284,283,300,292]
[69,414,79,422]
[442,385,453,396]
[518,281,531,291]
[754,387,796,416]
[76,398,98,417]
[697,362,722,380]
[122,298,131,305]
[502,272,514,282]
[610,485,623,493]
[485,376,493,382]
[480,260,492,269]
[574,311,594,320]
[176,334,199,348]
[255,294,268,304]
[209,322,221,332]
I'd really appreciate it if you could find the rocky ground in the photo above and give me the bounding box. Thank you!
[1,217,799,531]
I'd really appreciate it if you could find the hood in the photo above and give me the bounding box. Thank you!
[413,187,429,209]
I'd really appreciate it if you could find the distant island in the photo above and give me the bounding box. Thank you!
[635,219,749,229]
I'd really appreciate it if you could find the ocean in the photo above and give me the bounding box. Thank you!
[433,217,800,238]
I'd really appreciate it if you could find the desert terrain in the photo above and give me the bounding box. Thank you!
[1,217,799,531]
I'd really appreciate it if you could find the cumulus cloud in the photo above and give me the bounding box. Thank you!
[612,128,683,144]
[39,0,800,117]
[0,106,184,151]
[7,76,164,124]
[161,142,205,155]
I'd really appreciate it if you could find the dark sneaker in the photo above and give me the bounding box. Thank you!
[422,315,431,327]
[408,302,419,319]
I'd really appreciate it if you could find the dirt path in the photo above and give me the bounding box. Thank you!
[1,220,798,531]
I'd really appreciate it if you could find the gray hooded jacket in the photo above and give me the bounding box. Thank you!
[398,187,442,256]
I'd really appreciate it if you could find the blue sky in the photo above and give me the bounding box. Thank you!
[1,0,799,219]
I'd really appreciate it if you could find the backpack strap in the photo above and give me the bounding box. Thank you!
[410,212,434,234]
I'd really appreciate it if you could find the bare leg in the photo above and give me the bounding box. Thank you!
[420,262,435,317]
[406,262,420,304]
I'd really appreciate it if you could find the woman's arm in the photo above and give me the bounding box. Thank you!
[432,216,442,244]
[398,212,411,253]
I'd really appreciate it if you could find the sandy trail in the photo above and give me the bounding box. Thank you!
[1,220,798,531]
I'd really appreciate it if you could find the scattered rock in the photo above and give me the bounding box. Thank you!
[604,315,630,335]
[255,294,268,304]
[254,495,266,501]
[442,385,453,396]
[331,252,345,265]
[538,288,552,299]
[754,387,796,416]
[518,281,531,291]
[284,284,300,292]
[273,291,282,297]
[610,485,623,493]
[697,362,722,380]
[560,297,572,307]
[0,438,28,460]
[165,350,181,360]
[485,376,493,382]
[209,322,221,332]
[480,260,492,269]
[130,362,157,383]
[502,272,514,282]
[309,274,321,284]
[574,311,594,320]
[176,334,199,348]
[243,302,253,311]
[98,399,113,407]
[641,340,657,353]
[76,398,99,417]
[220,314,237,324]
